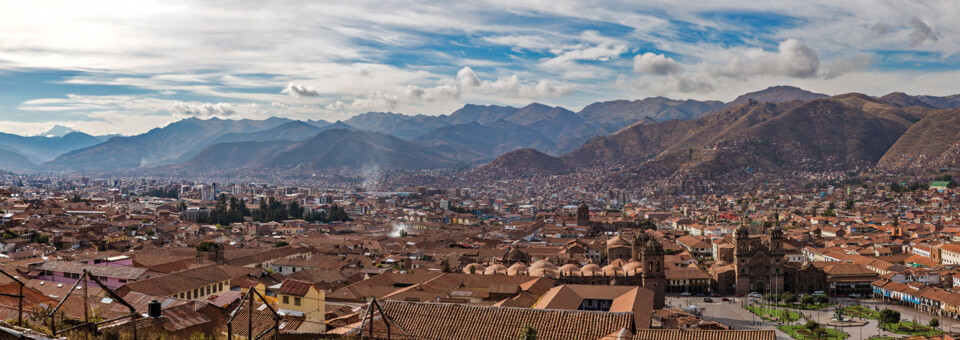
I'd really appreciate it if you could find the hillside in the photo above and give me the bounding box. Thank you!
[563,94,926,176]
[878,108,960,172]
[262,129,454,170]
[486,148,570,174]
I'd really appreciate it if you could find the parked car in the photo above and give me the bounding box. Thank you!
[849,293,862,298]
[813,291,826,296]
[748,292,762,298]
[721,297,730,301]
[703,297,713,303]
[736,293,745,297]
[680,292,692,296]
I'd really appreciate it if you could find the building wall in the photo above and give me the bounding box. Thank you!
[278,286,326,332]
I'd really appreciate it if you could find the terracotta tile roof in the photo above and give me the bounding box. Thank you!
[599,329,776,340]
[329,300,633,340]
[277,279,313,296]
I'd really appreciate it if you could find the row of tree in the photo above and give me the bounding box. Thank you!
[142,187,179,199]
[191,194,352,224]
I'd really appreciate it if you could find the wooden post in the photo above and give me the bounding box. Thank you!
[248,291,253,340]
[83,270,89,339]
[17,283,22,326]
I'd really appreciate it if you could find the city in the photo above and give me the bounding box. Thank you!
[0,1,958,339]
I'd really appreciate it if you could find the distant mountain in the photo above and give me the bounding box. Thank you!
[486,148,570,174]
[504,103,608,153]
[577,97,724,129]
[563,93,925,175]
[724,85,828,108]
[878,108,960,172]
[262,129,454,170]
[414,121,556,162]
[38,125,79,137]
[0,147,36,170]
[879,92,960,109]
[446,104,519,124]
[174,140,296,170]
[44,117,293,170]
[914,94,960,109]
[879,92,934,108]
[345,112,450,139]
[208,121,326,145]
[0,131,103,164]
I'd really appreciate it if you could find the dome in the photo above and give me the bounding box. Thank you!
[530,268,558,278]
[530,259,558,271]
[484,264,507,275]
[462,263,485,274]
[581,264,602,276]
[622,261,643,275]
[606,234,631,248]
[507,263,529,276]
[559,264,580,276]
[602,264,623,276]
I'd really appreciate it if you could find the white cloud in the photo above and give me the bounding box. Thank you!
[633,53,683,75]
[282,83,321,97]
[169,102,237,119]
[710,39,820,80]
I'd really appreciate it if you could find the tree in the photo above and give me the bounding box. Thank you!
[929,317,939,329]
[275,241,289,248]
[801,295,815,306]
[879,309,900,326]
[518,325,537,340]
[398,229,408,238]
[815,295,829,305]
[781,291,796,304]
[440,260,451,273]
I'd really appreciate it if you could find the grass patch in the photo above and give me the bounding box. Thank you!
[744,305,801,322]
[840,305,878,319]
[779,325,848,340]
[881,321,943,336]
[776,303,835,310]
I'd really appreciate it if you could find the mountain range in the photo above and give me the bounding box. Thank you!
[3,86,960,177]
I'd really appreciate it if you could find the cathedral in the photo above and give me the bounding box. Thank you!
[469,231,666,309]
[555,231,666,309]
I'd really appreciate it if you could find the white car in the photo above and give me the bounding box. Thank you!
[680,292,692,296]
[748,292,762,298]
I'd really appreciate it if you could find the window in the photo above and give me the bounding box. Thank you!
[294,297,301,306]
[193,288,198,297]
[119,279,127,283]
[206,286,211,295]
[283,296,289,304]
[219,282,223,291]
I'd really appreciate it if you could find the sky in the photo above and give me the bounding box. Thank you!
[1,0,958,135]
